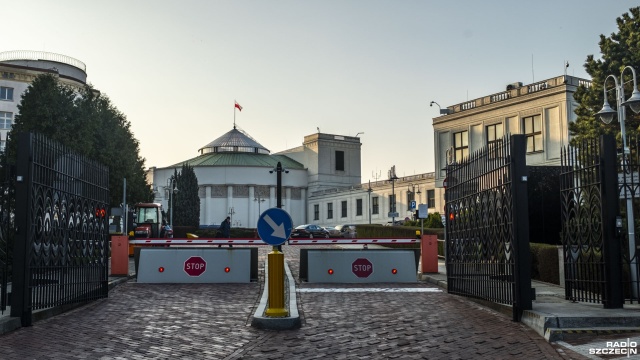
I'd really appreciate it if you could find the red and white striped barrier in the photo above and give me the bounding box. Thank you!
[129,238,268,246]
[287,238,418,245]
[129,237,419,246]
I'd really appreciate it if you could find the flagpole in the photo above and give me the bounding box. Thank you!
[234,100,236,129]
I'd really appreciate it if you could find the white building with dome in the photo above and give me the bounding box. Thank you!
[147,126,442,229]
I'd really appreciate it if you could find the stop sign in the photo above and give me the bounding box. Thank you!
[352,258,373,278]
[184,256,207,276]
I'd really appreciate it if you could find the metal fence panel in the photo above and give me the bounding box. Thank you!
[11,133,110,326]
[445,134,532,321]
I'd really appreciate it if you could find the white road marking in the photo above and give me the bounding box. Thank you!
[298,288,442,293]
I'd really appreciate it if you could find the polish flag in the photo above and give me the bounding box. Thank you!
[235,101,243,111]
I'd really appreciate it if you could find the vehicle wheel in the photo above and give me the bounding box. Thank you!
[309,233,314,239]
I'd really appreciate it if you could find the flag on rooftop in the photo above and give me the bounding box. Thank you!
[235,101,243,111]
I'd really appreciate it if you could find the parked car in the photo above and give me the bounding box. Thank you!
[335,224,357,238]
[323,226,341,237]
[383,220,405,226]
[291,224,330,238]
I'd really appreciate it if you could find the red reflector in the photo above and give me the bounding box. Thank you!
[328,269,334,275]
[224,267,231,273]
[391,269,398,274]
[158,267,165,273]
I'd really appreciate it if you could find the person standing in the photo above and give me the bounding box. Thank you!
[219,216,232,247]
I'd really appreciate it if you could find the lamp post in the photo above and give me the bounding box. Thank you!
[597,65,640,298]
[254,195,266,217]
[407,183,421,218]
[367,180,373,224]
[167,177,178,228]
[389,166,399,225]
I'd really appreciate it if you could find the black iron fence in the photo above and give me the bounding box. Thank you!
[445,134,532,321]
[0,152,14,314]
[560,135,623,307]
[11,133,110,326]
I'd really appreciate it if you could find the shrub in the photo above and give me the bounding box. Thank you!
[530,243,560,284]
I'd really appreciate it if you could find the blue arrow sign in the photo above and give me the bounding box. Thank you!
[257,208,293,246]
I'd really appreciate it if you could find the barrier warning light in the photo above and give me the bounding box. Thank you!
[328,269,334,275]
[224,267,231,273]
[158,267,165,273]
[392,268,398,275]
[449,212,454,221]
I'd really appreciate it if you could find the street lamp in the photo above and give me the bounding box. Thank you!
[254,195,266,217]
[597,65,640,298]
[367,180,373,224]
[407,183,421,217]
[389,166,399,225]
[167,177,178,228]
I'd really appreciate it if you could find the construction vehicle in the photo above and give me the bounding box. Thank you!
[129,203,173,255]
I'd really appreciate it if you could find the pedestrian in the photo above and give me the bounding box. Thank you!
[218,216,232,247]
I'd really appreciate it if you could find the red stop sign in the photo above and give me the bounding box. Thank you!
[184,256,207,276]
[352,258,373,278]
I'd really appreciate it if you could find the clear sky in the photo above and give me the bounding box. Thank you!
[2,1,636,182]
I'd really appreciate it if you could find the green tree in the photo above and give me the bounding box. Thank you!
[4,74,153,207]
[570,7,640,145]
[173,163,200,227]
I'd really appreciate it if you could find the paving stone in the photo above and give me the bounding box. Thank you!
[0,245,584,359]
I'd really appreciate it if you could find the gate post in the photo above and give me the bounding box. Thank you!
[11,133,33,326]
[510,135,532,321]
[601,135,623,308]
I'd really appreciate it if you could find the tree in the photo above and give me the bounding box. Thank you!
[4,74,153,207]
[570,7,640,145]
[173,163,200,227]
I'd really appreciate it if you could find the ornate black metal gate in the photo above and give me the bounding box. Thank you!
[0,152,14,315]
[445,134,532,321]
[11,133,110,326]
[560,135,624,307]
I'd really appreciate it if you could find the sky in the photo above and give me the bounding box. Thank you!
[2,1,637,182]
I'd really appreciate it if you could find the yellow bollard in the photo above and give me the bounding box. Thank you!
[265,246,288,317]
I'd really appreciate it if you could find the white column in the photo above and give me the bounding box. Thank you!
[269,186,276,209]
[205,186,212,225]
[227,185,234,226]
[285,187,292,213]
[249,186,255,228]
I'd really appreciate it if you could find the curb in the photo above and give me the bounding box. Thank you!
[251,260,301,330]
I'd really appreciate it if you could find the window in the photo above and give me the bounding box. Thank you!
[453,130,469,161]
[0,87,13,101]
[327,203,333,219]
[389,194,396,213]
[372,197,379,215]
[427,190,435,208]
[341,201,347,218]
[523,115,542,153]
[356,199,363,216]
[335,150,345,171]
[0,112,12,129]
[0,140,5,152]
[313,204,319,221]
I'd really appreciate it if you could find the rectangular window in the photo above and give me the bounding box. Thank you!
[389,194,396,213]
[335,150,345,171]
[372,197,379,215]
[327,203,333,219]
[523,115,542,153]
[453,130,469,161]
[356,199,363,216]
[427,190,435,208]
[313,204,319,221]
[0,112,12,129]
[0,140,5,152]
[0,87,13,101]
[341,200,347,218]
[486,123,504,158]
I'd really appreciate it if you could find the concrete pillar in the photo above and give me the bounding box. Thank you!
[205,186,212,225]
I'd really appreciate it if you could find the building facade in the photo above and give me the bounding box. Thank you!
[432,75,591,198]
[0,50,89,151]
